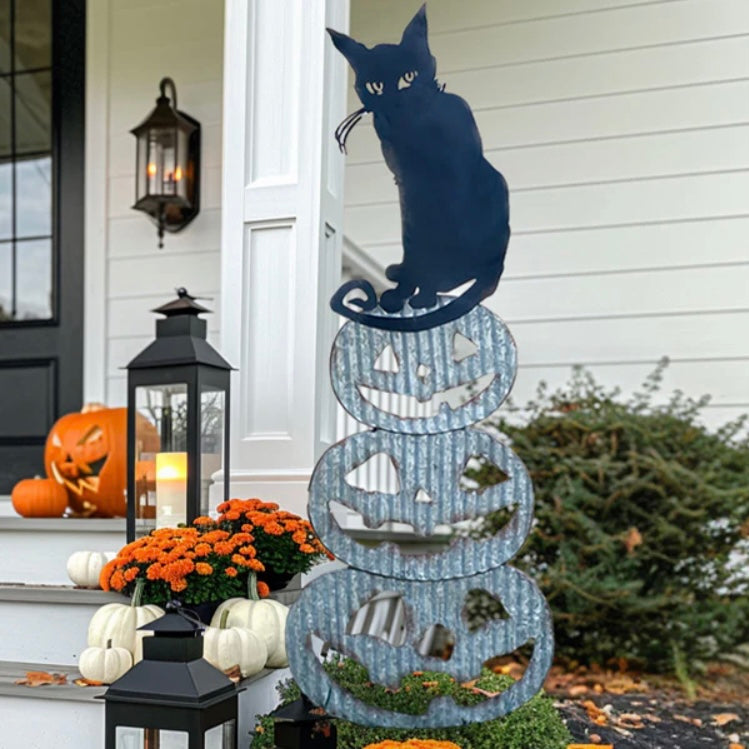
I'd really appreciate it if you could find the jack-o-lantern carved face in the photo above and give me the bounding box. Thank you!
[309,428,533,580]
[286,566,554,728]
[44,407,149,517]
[331,304,516,434]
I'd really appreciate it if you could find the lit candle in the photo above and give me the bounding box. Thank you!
[155,452,187,529]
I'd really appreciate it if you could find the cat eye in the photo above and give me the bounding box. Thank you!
[365,81,384,95]
[398,70,418,90]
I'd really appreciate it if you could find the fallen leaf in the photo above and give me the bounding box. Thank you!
[470,687,503,698]
[15,671,67,687]
[421,681,440,688]
[569,684,589,697]
[673,714,701,726]
[617,712,645,729]
[713,713,740,727]
[222,665,241,683]
[623,527,643,554]
[74,677,104,687]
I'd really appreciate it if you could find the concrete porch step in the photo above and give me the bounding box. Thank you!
[0,515,126,585]
[0,584,123,665]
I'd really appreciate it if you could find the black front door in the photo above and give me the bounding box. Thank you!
[0,0,85,493]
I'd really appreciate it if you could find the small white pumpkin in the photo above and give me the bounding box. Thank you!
[67,550,115,588]
[88,579,164,656]
[210,573,287,662]
[203,610,268,678]
[78,640,132,684]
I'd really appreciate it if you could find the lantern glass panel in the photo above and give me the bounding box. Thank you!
[115,727,187,749]
[200,386,225,516]
[175,127,190,202]
[134,383,188,535]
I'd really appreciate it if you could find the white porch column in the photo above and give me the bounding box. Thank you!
[219,0,349,517]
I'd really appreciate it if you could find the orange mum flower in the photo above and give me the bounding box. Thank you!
[193,516,213,526]
[194,543,211,557]
[195,562,213,576]
[247,559,265,572]
[124,567,139,582]
[256,581,270,598]
[263,522,285,536]
[299,543,316,554]
[224,567,238,578]
[292,530,308,545]
[170,579,188,592]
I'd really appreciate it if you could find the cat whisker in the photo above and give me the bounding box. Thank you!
[335,106,367,153]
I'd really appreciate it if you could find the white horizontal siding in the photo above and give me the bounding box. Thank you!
[95,0,225,406]
[344,0,749,427]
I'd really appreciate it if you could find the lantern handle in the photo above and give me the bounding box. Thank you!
[159,76,178,109]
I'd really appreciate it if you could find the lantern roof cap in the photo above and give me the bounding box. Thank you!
[270,694,332,723]
[139,604,204,637]
[126,289,233,371]
[130,85,198,136]
[153,287,211,317]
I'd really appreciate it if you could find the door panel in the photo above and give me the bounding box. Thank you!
[0,0,84,493]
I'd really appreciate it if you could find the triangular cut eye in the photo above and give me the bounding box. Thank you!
[414,488,433,503]
[452,331,478,362]
[374,345,400,373]
[345,452,401,493]
[463,589,512,631]
[460,455,509,494]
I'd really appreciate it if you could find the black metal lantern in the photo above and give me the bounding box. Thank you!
[126,289,232,541]
[132,77,200,248]
[103,606,241,749]
[270,694,337,749]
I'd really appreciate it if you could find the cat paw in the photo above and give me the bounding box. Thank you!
[379,289,407,313]
[410,290,438,309]
[385,263,404,282]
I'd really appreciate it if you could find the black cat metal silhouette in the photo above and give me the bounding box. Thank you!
[328,4,510,332]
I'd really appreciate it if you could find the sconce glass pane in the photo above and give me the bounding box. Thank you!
[115,727,188,749]
[134,383,188,535]
[148,127,177,196]
[200,386,225,516]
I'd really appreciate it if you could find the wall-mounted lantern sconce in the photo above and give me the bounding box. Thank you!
[131,77,201,248]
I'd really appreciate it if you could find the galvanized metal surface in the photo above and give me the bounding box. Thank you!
[286,566,553,728]
[309,428,534,580]
[289,304,554,727]
[331,303,517,434]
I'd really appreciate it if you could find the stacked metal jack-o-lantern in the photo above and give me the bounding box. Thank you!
[287,303,554,728]
[288,7,554,729]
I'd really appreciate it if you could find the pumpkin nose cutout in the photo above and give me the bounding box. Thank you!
[347,592,407,646]
[416,363,430,382]
[374,345,400,373]
[414,488,433,503]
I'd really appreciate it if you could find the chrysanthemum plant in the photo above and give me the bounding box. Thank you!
[100,498,332,607]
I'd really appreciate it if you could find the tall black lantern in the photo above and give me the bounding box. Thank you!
[270,694,337,749]
[103,606,240,749]
[126,289,231,541]
[132,77,200,248]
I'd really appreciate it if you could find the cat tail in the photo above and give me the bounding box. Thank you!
[330,275,498,332]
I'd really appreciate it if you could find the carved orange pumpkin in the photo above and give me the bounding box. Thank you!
[44,407,157,517]
[11,477,68,518]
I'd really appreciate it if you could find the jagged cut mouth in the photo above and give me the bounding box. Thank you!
[357,373,495,418]
[49,455,107,496]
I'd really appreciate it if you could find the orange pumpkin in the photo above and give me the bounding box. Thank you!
[44,407,158,517]
[11,477,68,518]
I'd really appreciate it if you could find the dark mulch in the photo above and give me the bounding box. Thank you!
[558,693,748,748]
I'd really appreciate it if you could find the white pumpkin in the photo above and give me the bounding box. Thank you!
[67,550,115,588]
[78,641,132,684]
[203,611,268,678]
[209,573,288,664]
[265,603,289,668]
[88,580,164,656]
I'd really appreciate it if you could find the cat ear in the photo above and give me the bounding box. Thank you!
[327,28,367,66]
[401,3,428,47]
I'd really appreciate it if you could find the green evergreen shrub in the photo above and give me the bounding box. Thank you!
[250,657,570,749]
[465,360,749,675]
